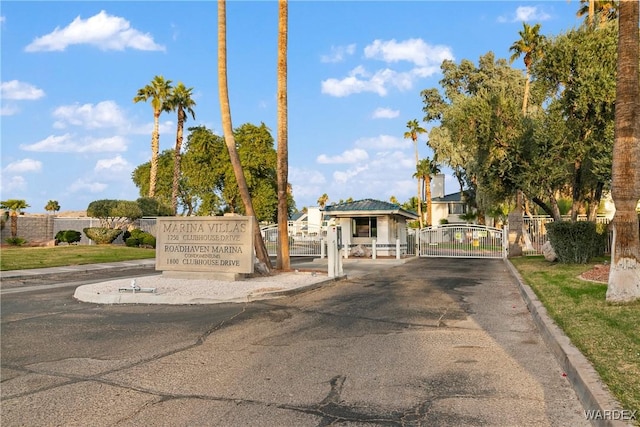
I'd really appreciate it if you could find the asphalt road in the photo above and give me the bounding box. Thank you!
[1,258,588,426]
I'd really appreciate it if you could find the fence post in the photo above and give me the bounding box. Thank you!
[396,238,401,259]
[372,239,377,259]
[321,238,326,259]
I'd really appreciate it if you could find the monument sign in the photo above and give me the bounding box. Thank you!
[156,216,254,277]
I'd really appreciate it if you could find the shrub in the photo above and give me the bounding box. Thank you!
[83,227,123,244]
[546,221,601,264]
[55,230,82,244]
[124,228,156,248]
[5,237,26,246]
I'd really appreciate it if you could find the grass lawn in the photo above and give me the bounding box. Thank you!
[0,245,155,271]
[510,256,640,416]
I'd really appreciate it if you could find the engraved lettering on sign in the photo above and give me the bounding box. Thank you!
[155,217,254,274]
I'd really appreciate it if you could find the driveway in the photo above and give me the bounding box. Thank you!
[1,258,587,426]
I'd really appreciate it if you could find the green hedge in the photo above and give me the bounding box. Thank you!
[83,227,122,244]
[55,230,82,244]
[124,229,156,248]
[546,221,605,264]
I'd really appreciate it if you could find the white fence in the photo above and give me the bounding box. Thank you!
[522,215,612,256]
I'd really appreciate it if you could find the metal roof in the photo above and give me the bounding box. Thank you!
[323,199,418,219]
[432,192,464,203]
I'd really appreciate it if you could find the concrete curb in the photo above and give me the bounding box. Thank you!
[504,259,632,427]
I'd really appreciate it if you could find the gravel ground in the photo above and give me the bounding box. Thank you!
[73,270,332,305]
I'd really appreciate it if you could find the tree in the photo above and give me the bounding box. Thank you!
[0,199,29,238]
[317,193,329,208]
[532,24,618,220]
[132,149,176,210]
[404,119,427,228]
[276,0,290,270]
[133,75,173,198]
[577,0,618,28]
[509,22,546,116]
[218,0,272,271]
[421,53,526,219]
[389,195,399,204]
[44,200,60,215]
[415,157,440,226]
[607,0,639,302]
[164,82,196,215]
[86,199,142,229]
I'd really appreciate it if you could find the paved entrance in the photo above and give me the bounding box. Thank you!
[1,258,589,425]
[418,224,506,259]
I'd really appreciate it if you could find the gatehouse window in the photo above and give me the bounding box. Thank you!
[352,217,377,238]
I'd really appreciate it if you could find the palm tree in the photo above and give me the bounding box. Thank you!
[276,0,290,271]
[607,0,639,302]
[0,199,29,238]
[317,193,329,208]
[404,119,427,228]
[509,22,545,116]
[133,75,173,198]
[576,0,618,28]
[44,200,60,215]
[164,82,196,215]
[418,157,441,227]
[218,0,271,271]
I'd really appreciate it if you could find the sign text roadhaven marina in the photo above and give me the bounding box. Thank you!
[156,216,254,275]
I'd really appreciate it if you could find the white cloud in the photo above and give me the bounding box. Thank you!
[94,155,132,174]
[321,65,442,98]
[1,80,45,100]
[3,158,43,174]
[498,6,551,23]
[371,107,400,119]
[0,104,20,116]
[132,120,174,135]
[68,179,107,193]
[25,10,165,52]
[20,134,127,153]
[333,165,370,184]
[321,44,356,63]
[52,100,128,129]
[364,38,453,67]
[317,148,369,164]
[0,175,27,193]
[354,135,409,150]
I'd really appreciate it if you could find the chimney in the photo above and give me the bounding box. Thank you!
[432,174,445,199]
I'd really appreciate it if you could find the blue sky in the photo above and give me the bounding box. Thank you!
[1,1,583,214]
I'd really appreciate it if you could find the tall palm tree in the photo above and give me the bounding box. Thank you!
[404,119,427,228]
[133,75,173,198]
[276,0,290,270]
[164,82,196,215]
[577,0,618,28]
[419,158,441,227]
[509,22,545,116]
[0,199,29,238]
[44,200,60,215]
[218,0,271,271]
[607,0,639,302]
[317,193,329,209]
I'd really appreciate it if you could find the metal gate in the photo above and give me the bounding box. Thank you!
[418,224,506,259]
[260,224,325,257]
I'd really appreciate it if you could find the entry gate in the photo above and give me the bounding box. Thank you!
[418,224,506,259]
